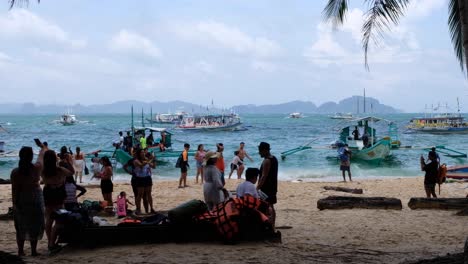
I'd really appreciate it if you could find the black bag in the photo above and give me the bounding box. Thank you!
[175,154,183,168]
[84,165,89,175]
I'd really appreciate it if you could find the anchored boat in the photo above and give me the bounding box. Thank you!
[175,113,242,131]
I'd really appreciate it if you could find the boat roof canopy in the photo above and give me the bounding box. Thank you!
[133,126,170,134]
[337,116,394,129]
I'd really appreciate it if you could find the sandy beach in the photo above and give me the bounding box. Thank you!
[0,177,467,264]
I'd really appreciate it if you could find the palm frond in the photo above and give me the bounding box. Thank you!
[362,0,410,69]
[448,0,465,73]
[8,0,40,9]
[323,0,349,27]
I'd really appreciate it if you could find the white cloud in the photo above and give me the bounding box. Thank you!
[0,9,86,48]
[173,20,281,58]
[251,60,277,72]
[0,51,12,62]
[109,29,162,58]
[195,60,215,74]
[406,0,445,20]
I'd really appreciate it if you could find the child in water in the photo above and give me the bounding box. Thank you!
[115,191,134,218]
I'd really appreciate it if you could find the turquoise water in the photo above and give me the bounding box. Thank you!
[1,113,467,181]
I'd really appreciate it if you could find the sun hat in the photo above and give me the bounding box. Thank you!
[203,151,220,166]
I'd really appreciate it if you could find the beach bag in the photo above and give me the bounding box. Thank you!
[437,163,447,194]
[175,154,183,168]
[84,165,89,175]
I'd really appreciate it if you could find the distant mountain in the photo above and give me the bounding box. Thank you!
[0,96,401,114]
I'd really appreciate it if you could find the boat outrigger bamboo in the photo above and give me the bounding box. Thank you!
[281,116,467,163]
[88,107,194,166]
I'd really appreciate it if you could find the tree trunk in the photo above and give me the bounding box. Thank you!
[317,196,402,210]
[323,186,363,194]
[459,0,468,75]
[408,198,468,210]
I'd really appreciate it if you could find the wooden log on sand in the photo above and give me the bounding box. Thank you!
[323,186,363,194]
[456,207,468,216]
[465,237,468,264]
[317,196,402,210]
[408,198,468,210]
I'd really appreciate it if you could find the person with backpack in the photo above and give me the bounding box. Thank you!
[339,144,352,182]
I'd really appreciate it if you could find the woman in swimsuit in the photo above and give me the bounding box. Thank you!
[42,150,73,254]
[99,156,114,206]
[133,149,156,214]
[194,144,206,184]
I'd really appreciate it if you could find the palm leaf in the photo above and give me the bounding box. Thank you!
[8,0,40,9]
[323,0,349,27]
[448,0,464,73]
[362,0,410,69]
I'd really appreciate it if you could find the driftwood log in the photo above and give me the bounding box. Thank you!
[317,196,402,210]
[456,207,468,216]
[323,186,363,194]
[465,237,468,264]
[408,198,468,210]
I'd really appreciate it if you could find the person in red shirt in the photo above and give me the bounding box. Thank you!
[215,143,225,186]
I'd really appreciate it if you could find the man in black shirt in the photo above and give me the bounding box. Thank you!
[257,141,278,229]
[420,151,438,198]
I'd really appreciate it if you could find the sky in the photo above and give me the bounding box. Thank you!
[0,0,466,112]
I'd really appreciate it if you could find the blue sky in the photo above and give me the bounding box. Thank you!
[0,0,466,112]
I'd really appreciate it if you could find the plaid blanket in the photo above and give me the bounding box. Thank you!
[195,195,270,241]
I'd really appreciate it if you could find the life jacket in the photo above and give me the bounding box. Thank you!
[437,163,447,194]
[116,195,127,217]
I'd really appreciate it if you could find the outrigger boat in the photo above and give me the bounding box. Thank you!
[445,165,468,180]
[146,111,187,125]
[59,113,77,126]
[329,113,354,120]
[88,107,195,166]
[281,116,467,164]
[175,113,243,131]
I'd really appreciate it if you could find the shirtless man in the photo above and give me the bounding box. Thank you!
[237,142,253,162]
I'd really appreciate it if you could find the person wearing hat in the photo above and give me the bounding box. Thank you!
[203,151,225,210]
[257,141,278,229]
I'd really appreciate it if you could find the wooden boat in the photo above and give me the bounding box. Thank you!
[446,165,468,180]
[281,116,396,164]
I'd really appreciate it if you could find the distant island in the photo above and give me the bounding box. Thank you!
[0,96,401,114]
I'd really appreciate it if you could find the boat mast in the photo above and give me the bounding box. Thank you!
[457,97,461,117]
[131,105,134,140]
[363,88,366,114]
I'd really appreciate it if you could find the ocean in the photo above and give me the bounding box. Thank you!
[1,113,467,181]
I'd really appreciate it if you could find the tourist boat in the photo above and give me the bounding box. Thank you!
[329,113,354,120]
[175,113,243,131]
[407,113,468,134]
[445,165,468,180]
[407,100,468,134]
[146,111,187,125]
[288,112,303,119]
